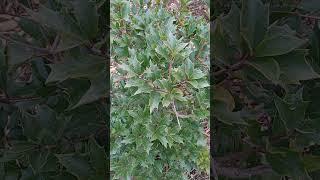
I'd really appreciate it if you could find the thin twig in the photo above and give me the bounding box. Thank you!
[50,34,61,53]
[214,54,249,76]
[168,61,172,78]
[172,101,181,129]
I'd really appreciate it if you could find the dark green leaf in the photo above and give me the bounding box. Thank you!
[213,86,235,111]
[89,138,107,175]
[255,35,305,57]
[46,54,105,83]
[213,100,247,125]
[240,0,269,53]
[247,57,280,82]
[56,154,93,179]
[275,50,320,84]
[274,95,309,131]
[72,0,99,39]
[222,3,241,46]
[72,74,107,109]
[266,149,310,179]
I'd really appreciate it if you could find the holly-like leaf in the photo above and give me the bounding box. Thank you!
[26,5,76,36]
[72,0,99,39]
[213,100,248,125]
[128,49,142,73]
[18,17,46,45]
[56,154,93,179]
[213,86,235,111]
[310,22,320,64]
[247,57,280,82]
[29,150,57,173]
[149,91,161,114]
[255,35,305,57]
[46,54,105,84]
[191,69,206,80]
[222,2,241,46]
[212,20,235,63]
[274,95,309,131]
[88,138,107,176]
[72,73,107,109]
[56,33,85,52]
[275,50,320,84]
[0,141,38,163]
[124,79,144,88]
[267,24,296,37]
[240,0,269,53]
[158,136,168,148]
[188,79,209,89]
[266,149,311,179]
[184,58,194,79]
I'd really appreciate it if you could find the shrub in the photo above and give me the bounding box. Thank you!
[110,0,210,179]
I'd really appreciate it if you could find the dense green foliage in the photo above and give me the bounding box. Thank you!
[0,0,108,179]
[110,0,209,179]
[213,0,320,179]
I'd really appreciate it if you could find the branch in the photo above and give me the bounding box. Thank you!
[215,163,273,178]
[0,96,40,104]
[213,54,249,77]
[172,101,181,129]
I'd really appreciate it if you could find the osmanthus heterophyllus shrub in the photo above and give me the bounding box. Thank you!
[110,0,209,179]
[212,0,320,179]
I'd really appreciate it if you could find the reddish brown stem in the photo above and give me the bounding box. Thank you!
[214,54,249,76]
